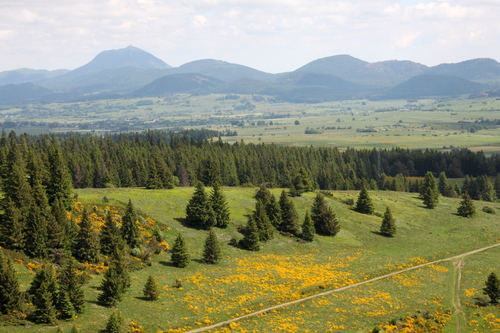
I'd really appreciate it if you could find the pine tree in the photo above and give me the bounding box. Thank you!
[380,206,396,237]
[143,275,160,301]
[45,140,73,210]
[170,233,190,268]
[74,209,101,264]
[457,192,476,217]
[301,211,315,242]
[121,199,142,249]
[202,228,222,264]
[51,198,77,253]
[290,167,315,196]
[255,186,281,228]
[0,251,24,314]
[103,310,125,333]
[484,272,500,304]
[422,171,439,209]
[438,171,457,197]
[494,174,500,200]
[24,202,49,259]
[278,190,299,235]
[210,183,231,228]
[57,290,75,320]
[98,265,124,307]
[355,186,374,214]
[478,175,496,202]
[312,193,340,236]
[177,162,190,187]
[58,258,86,314]
[239,216,260,251]
[185,182,216,229]
[0,197,25,250]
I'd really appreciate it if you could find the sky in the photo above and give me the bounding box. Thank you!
[0,0,499,73]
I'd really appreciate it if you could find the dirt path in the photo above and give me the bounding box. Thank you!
[184,242,500,333]
[453,259,466,333]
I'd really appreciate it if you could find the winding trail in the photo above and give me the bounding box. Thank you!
[184,242,500,333]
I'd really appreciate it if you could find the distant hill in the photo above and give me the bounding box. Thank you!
[0,82,54,105]
[428,58,500,84]
[131,73,223,97]
[0,68,69,86]
[214,78,278,95]
[380,74,486,99]
[350,60,428,86]
[294,55,368,76]
[170,59,275,82]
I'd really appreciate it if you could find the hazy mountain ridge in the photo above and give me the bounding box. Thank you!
[0,46,499,105]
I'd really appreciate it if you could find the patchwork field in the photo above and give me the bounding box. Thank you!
[9,187,500,332]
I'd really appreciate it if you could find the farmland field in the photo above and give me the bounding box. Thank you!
[2,95,500,153]
[9,187,500,332]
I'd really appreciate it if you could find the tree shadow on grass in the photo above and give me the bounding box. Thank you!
[370,231,394,238]
[159,260,176,267]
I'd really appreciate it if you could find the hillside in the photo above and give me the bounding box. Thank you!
[0,82,54,105]
[6,187,499,332]
[294,54,368,76]
[0,68,69,86]
[380,74,487,99]
[428,58,500,83]
[130,73,223,97]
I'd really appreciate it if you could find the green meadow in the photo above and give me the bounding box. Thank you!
[9,187,500,332]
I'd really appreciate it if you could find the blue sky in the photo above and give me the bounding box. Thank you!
[0,0,498,73]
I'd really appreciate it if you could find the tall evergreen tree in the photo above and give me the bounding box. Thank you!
[24,202,49,259]
[438,171,457,197]
[311,193,340,236]
[0,198,25,250]
[74,209,101,264]
[255,186,282,228]
[278,190,300,235]
[422,171,439,209]
[301,211,315,242]
[290,167,315,196]
[457,192,476,217]
[355,186,374,214]
[58,258,86,314]
[101,212,125,256]
[176,162,190,187]
[210,183,231,228]
[0,251,24,314]
[185,182,216,229]
[253,201,274,241]
[477,175,496,202]
[484,272,500,304]
[380,206,396,237]
[143,275,160,301]
[98,246,130,307]
[51,198,77,253]
[170,233,190,268]
[121,199,142,249]
[494,174,500,201]
[45,139,73,210]
[202,228,222,264]
[29,265,59,324]
[239,216,260,251]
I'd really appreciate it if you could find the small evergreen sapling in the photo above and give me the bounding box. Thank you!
[355,186,374,214]
[143,275,160,301]
[104,310,125,333]
[380,206,396,237]
[171,233,190,268]
[202,228,222,264]
[483,272,500,304]
[457,192,476,217]
[301,211,315,242]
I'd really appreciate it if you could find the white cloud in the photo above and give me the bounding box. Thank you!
[0,0,498,72]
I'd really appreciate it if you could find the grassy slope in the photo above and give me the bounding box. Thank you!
[9,187,500,333]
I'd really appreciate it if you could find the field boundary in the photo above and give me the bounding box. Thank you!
[184,242,500,333]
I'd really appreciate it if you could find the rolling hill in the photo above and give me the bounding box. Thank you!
[130,73,223,97]
[0,68,69,86]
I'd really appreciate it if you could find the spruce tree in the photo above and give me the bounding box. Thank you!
[202,228,222,264]
[57,290,75,320]
[484,272,500,304]
[301,211,315,242]
[45,140,74,210]
[478,175,496,202]
[170,233,190,268]
[457,192,476,217]
[380,206,396,237]
[121,199,142,249]
[422,171,439,209]
[290,167,315,196]
[74,209,101,264]
[278,190,300,235]
[185,182,216,229]
[24,202,49,259]
[0,197,25,250]
[0,251,24,314]
[58,258,86,314]
[355,186,374,214]
[210,183,231,228]
[312,193,340,236]
[239,216,260,251]
[255,186,281,228]
[98,246,130,307]
[253,201,274,241]
[103,310,125,333]
[143,275,160,301]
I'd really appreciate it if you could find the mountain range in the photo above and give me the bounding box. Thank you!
[0,45,499,105]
